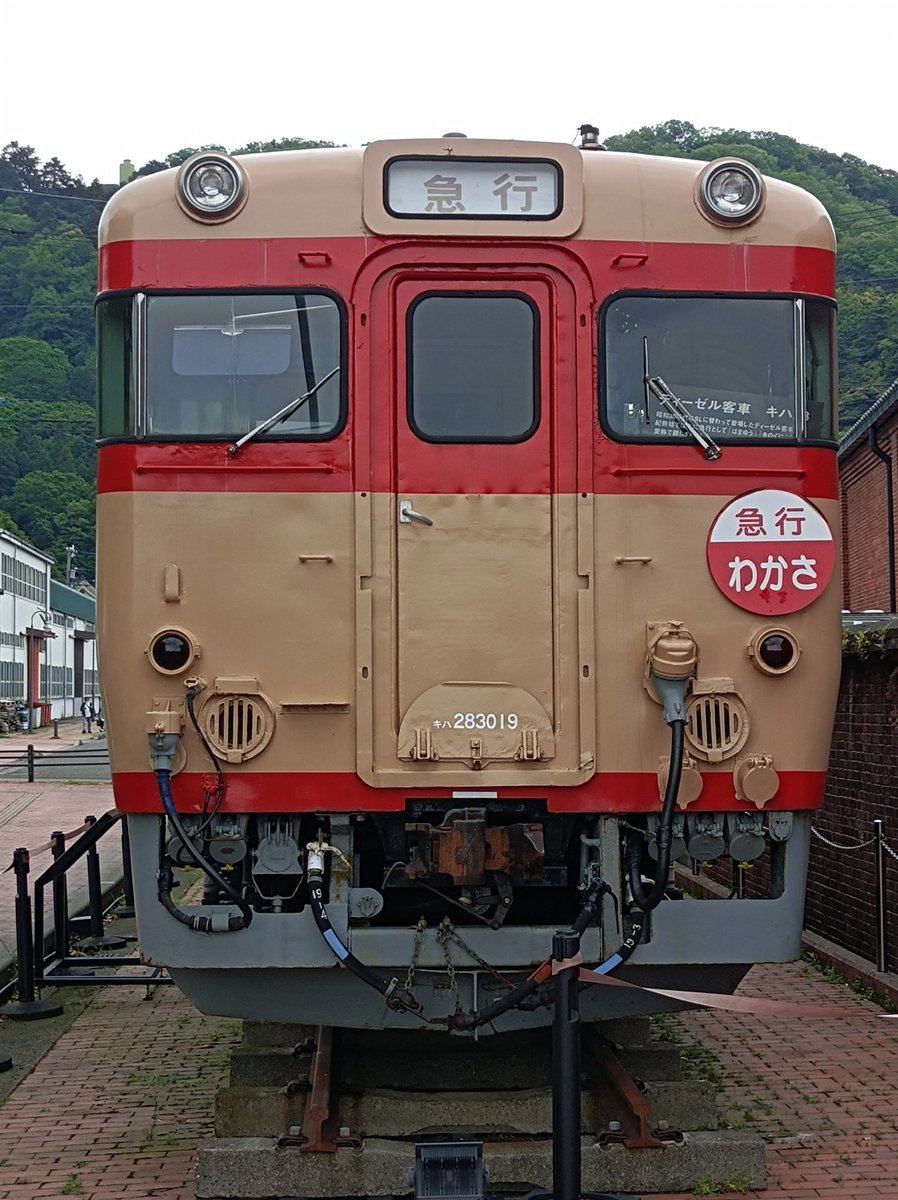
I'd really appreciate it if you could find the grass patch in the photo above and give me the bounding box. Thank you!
[651,1012,724,1089]
[801,951,894,1011]
[61,1174,84,1195]
[693,1175,752,1195]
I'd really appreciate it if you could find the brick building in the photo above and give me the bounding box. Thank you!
[839,378,898,612]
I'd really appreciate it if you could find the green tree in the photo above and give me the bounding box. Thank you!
[0,336,72,401]
[0,507,27,541]
[231,137,341,154]
[4,471,95,580]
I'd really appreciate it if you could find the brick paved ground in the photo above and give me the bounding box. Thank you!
[0,977,238,1200]
[654,961,898,1199]
[1,955,897,1199]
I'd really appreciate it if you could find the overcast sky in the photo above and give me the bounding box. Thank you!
[6,0,897,183]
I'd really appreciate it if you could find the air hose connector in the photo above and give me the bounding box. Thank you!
[148,730,181,772]
[647,621,698,725]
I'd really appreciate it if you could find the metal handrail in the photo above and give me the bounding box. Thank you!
[31,809,169,988]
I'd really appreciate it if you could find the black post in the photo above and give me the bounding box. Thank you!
[874,819,888,973]
[0,849,62,1020]
[119,817,136,918]
[77,817,126,950]
[27,744,35,784]
[552,928,582,1200]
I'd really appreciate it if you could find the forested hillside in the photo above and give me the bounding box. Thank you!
[1,126,896,581]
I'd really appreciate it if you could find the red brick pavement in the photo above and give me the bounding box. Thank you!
[653,961,898,1199]
[0,979,238,1200]
[1,957,897,1199]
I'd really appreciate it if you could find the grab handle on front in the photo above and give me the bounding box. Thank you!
[399,499,433,526]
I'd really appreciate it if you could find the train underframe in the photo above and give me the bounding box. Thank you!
[128,799,810,1030]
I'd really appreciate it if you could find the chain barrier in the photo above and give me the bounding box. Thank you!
[881,837,898,864]
[811,826,876,851]
[811,818,895,975]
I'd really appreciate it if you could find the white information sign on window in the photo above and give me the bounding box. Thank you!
[386,158,560,218]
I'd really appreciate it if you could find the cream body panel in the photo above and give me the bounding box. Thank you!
[98,491,357,774]
[100,143,834,252]
[359,492,593,787]
[593,494,842,777]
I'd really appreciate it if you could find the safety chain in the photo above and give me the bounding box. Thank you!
[811,827,876,852]
[436,917,463,1013]
[442,921,518,990]
[404,916,428,995]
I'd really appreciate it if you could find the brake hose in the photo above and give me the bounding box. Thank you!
[306,852,421,1014]
[446,877,608,1031]
[155,768,252,932]
[626,717,686,913]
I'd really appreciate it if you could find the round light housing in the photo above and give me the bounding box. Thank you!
[748,628,800,675]
[149,630,196,674]
[177,154,246,220]
[698,159,765,225]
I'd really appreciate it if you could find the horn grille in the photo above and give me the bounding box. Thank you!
[200,694,274,763]
[684,694,749,763]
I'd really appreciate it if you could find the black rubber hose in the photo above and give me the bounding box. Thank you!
[307,871,420,1013]
[626,718,686,913]
[447,878,609,1031]
[157,861,217,932]
[155,769,252,931]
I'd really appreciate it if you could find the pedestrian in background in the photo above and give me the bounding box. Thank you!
[80,697,92,734]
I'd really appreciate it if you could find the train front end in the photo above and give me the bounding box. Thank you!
[96,139,841,1029]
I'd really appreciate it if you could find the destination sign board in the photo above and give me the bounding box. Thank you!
[385,157,561,219]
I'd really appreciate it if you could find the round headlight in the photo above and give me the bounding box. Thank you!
[748,628,800,675]
[178,154,246,220]
[148,629,197,674]
[698,159,764,224]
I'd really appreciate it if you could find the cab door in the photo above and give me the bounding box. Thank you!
[357,257,595,789]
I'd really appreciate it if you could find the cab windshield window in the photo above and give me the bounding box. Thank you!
[603,296,835,444]
[145,293,343,439]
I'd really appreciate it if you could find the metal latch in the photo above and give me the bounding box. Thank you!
[411,727,438,760]
[399,499,433,526]
[516,728,542,761]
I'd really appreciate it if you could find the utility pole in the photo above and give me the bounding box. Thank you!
[66,545,76,586]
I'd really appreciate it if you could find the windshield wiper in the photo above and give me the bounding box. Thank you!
[645,372,722,461]
[229,365,340,456]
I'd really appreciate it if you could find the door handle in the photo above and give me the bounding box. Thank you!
[399,499,433,526]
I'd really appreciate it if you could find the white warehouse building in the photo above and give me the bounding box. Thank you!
[0,530,98,728]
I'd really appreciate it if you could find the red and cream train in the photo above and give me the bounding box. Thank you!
[96,132,840,1028]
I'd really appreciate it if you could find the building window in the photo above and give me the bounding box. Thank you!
[0,660,25,700]
[1,554,48,605]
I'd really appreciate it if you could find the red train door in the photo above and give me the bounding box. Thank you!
[356,252,595,790]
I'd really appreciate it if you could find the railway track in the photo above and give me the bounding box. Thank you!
[197,1020,766,1197]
